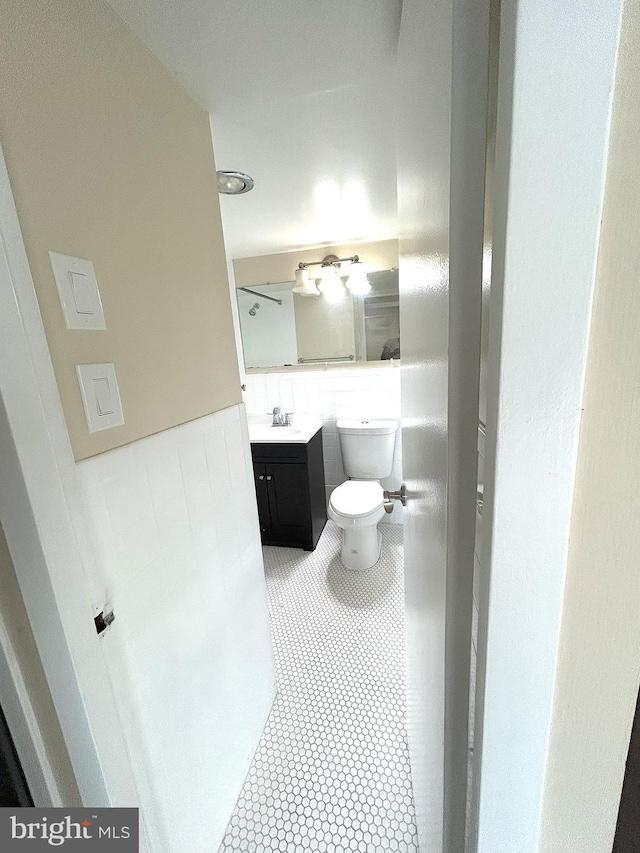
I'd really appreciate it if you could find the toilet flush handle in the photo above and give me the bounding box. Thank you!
[383,484,407,514]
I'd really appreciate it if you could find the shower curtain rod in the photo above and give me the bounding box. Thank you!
[239,287,282,305]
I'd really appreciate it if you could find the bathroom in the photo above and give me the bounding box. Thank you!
[4,0,640,851]
[0,1,488,852]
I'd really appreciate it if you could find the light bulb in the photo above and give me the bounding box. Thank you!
[345,261,370,295]
[318,265,344,302]
[318,264,339,291]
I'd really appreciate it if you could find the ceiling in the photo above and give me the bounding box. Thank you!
[106,0,402,259]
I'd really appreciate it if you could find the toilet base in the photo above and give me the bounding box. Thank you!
[339,525,382,571]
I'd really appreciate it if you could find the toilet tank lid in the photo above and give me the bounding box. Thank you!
[336,419,398,436]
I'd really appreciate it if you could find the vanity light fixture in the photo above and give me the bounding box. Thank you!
[216,170,254,194]
[293,254,368,299]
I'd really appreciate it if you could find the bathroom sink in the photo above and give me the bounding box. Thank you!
[247,414,323,444]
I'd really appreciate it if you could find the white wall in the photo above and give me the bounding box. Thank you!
[243,366,403,523]
[473,0,624,850]
[539,1,640,847]
[72,403,275,852]
[237,284,298,369]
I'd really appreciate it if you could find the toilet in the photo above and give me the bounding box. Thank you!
[328,419,398,571]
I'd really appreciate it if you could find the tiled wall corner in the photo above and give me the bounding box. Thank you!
[72,403,275,853]
[243,367,404,524]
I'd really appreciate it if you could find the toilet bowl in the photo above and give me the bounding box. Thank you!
[328,480,386,571]
[329,419,398,571]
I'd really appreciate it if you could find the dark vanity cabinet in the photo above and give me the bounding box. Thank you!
[251,428,327,551]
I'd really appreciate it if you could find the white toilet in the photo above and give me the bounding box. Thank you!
[328,419,398,571]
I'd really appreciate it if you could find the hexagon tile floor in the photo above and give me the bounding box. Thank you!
[218,521,419,853]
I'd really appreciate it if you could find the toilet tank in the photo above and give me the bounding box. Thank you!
[337,419,398,479]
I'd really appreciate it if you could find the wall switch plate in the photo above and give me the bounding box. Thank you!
[50,252,106,330]
[76,363,124,432]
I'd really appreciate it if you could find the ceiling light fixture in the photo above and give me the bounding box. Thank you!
[294,254,367,301]
[216,170,254,195]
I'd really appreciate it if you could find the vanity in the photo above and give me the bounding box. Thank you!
[248,415,327,551]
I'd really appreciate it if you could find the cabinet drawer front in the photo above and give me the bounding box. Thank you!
[251,442,307,463]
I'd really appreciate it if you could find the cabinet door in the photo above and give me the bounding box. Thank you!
[266,463,309,530]
[252,462,272,539]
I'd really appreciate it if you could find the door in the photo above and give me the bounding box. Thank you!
[613,686,640,852]
[253,460,309,546]
[266,463,309,530]
[397,0,490,850]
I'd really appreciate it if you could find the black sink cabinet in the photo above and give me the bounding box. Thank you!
[251,428,327,551]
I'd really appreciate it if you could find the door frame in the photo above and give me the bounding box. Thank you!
[0,600,61,806]
[0,142,141,811]
[469,0,625,850]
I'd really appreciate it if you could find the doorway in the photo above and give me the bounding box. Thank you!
[613,686,640,852]
[0,701,33,808]
[0,1,493,851]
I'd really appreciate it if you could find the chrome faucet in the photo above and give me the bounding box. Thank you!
[270,406,293,427]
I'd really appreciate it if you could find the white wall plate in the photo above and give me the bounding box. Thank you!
[50,252,106,330]
[76,363,124,432]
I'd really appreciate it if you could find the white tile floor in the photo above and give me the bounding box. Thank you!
[218,521,419,853]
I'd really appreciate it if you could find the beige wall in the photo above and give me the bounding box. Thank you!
[0,0,240,460]
[232,239,398,288]
[540,2,640,850]
[0,523,80,806]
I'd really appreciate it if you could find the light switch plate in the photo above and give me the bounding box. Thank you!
[76,363,124,432]
[50,252,106,330]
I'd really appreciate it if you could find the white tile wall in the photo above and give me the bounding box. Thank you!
[73,403,276,853]
[243,367,404,523]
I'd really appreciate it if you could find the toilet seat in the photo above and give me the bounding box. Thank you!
[329,480,384,519]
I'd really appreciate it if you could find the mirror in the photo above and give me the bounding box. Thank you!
[237,269,399,370]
